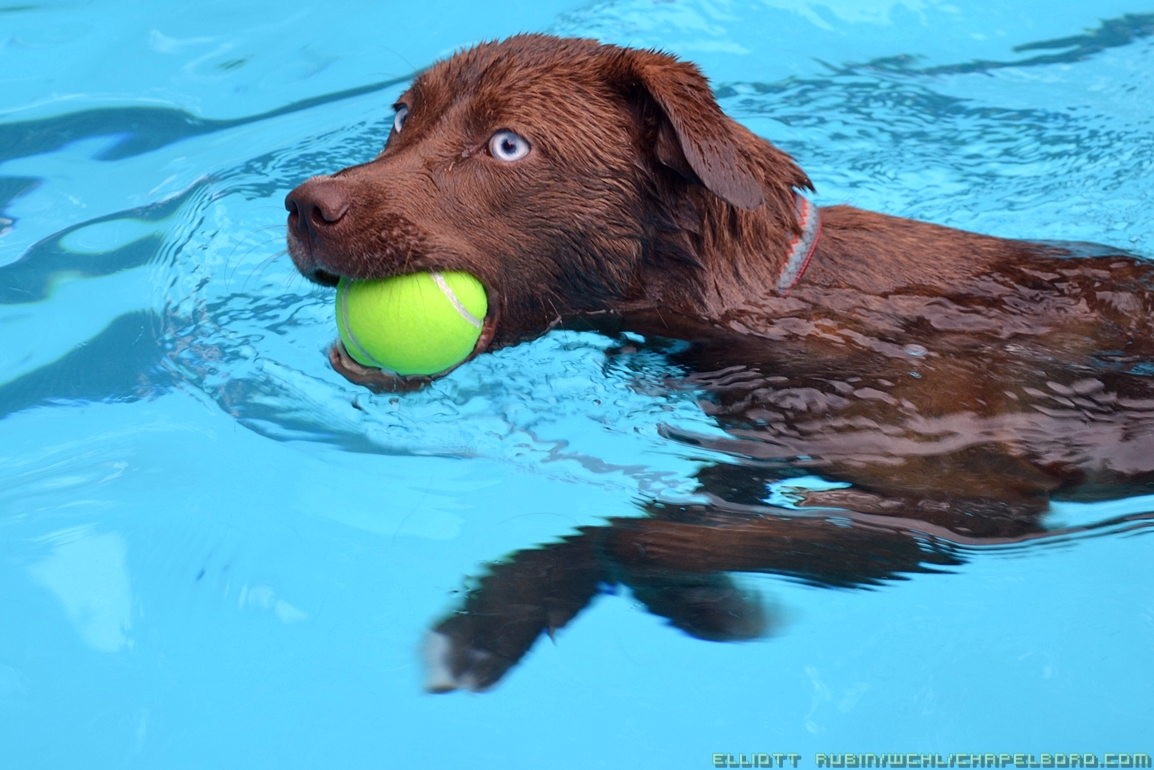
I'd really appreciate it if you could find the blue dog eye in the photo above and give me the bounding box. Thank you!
[489,130,530,162]
[393,105,409,134]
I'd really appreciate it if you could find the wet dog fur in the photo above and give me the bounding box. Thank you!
[285,34,1154,691]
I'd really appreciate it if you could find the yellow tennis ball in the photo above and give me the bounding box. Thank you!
[335,272,488,376]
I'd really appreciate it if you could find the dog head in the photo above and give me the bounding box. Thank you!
[285,34,809,389]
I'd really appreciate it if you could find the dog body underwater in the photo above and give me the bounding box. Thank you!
[286,35,1154,691]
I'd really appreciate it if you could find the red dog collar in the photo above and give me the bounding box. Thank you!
[776,194,821,295]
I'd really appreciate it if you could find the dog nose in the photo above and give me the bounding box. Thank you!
[285,177,351,244]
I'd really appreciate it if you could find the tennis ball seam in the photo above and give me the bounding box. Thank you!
[431,272,483,329]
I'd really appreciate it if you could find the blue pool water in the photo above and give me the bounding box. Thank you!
[2,1,1153,767]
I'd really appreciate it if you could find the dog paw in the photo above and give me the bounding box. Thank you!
[422,629,515,694]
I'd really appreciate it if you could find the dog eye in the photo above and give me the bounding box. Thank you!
[393,105,409,134]
[489,130,530,162]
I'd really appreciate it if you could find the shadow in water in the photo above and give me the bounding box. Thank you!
[832,12,1154,76]
[0,311,172,418]
[0,176,38,234]
[0,72,415,164]
[0,181,211,305]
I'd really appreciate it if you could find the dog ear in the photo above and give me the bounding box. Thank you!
[622,50,765,210]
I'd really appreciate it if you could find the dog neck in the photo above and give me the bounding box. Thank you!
[637,184,821,319]
[629,131,818,320]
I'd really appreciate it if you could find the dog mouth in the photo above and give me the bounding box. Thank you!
[326,284,500,393]
[313,268,341,287]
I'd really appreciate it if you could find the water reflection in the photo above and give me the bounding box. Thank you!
[427,244,1154,692]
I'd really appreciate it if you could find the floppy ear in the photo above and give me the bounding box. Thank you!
[622,49,765,210]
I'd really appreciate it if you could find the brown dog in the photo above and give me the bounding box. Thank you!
[286,35,1154,691]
